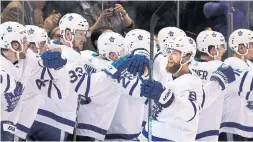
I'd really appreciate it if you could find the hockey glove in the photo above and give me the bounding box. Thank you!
[41,50,67,70]
[141,79,166,102]
[127,54,150,76]
[210,64,236,90]
[104,55,131,79]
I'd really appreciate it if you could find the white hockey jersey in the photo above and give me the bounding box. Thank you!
[220,57,253,138]
[106,71,147,140]
[14,49,70,138]
[190,59,224,141]
[141,73,203,141]
[1,55,23,135]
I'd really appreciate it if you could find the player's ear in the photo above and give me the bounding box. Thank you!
[181,54,191,64]
[238,44,247,55]
[210,47,217,57]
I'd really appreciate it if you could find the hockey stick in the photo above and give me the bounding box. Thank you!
[73,95,82,141]
[148,1,176,141]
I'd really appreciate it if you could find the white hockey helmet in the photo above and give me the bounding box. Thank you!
[166,36,197,73]
[26,25,49,54]
[158,27,186,55]
[229,29,253,56]
[0,22,26,52]
[125,29,156,58]
[97,32,126,61]
[197,31,226,57]
[59,13,90,47]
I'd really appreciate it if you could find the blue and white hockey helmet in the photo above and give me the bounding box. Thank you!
[0,22,26,52]
[229,29,253,56]
[158,27,186,55]
[97,32,126,61]
[59,13,90,47]
[197,31,226,58]
[167,36,197,65]
[125,29,156,58]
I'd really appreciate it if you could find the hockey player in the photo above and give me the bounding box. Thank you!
[190,30,227,141]
[28,13,112,141]
[0,27,24,141]
[0,21,66,141]
[139,35,236,141]
[219,29,253,141]
[106,29,153,140]
[75,31,127,141]
[26,25,49,55]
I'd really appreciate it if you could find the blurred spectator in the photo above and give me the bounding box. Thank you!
[131,1,176,35]
[180,1,210,39]
[89,2,134,35]
[203,1,248,40]
[50,27,60,41]
[1,0,60,32]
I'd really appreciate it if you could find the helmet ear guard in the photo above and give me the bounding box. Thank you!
[196,31,226,59]
[97,32,125,61]
[228,29,253,58]
[59,13,90,48]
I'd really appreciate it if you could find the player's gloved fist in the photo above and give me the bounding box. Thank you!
[127,54,149,76]
[210,64,236,90]
[104,55,131,79]
[41,50,67,70]
[141,79,166,102]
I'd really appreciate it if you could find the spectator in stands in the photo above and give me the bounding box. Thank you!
[203,1,248,40]
[90,2,134,35]
[1,0,60,32]
[50,27,61,41]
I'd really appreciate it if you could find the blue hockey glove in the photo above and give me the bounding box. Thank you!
[104,55,132,79]
[141,79,165,102]
[41,50,67,70]
[127,54,149,76]
[210,64,236,90]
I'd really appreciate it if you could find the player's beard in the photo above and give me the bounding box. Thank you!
[166,62,181,74]
[73,40,85,52]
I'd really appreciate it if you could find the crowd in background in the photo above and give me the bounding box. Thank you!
[1,0,253,55]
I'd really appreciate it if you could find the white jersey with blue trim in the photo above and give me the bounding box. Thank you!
[190,59,224,141]
[72,55,121,141]
[220,57,253,138]
[142,73,203,141]
[0,55,23,135]
[15,49,71,138]
[106,70,147,140]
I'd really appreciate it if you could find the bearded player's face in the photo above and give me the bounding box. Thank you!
[166,49,181,74]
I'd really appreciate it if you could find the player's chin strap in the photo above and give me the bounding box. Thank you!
[174,56,191,75]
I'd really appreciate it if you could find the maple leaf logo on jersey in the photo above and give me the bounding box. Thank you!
[4,82,24,112]
[246,101,253,111]
[138,35,143,40]
[68,15,74,21]
[109,37,115,42]
[7,26,12,32]
[28,28,34,35]
[169,31,174,37]
[238,31,243,36]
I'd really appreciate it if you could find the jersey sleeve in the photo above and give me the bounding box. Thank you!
[26,50,71,99]
[154,87,201,122]
[202,81,224,109]
[235,70,253,101]
[73,71,116,97]
[0,70,16,94]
